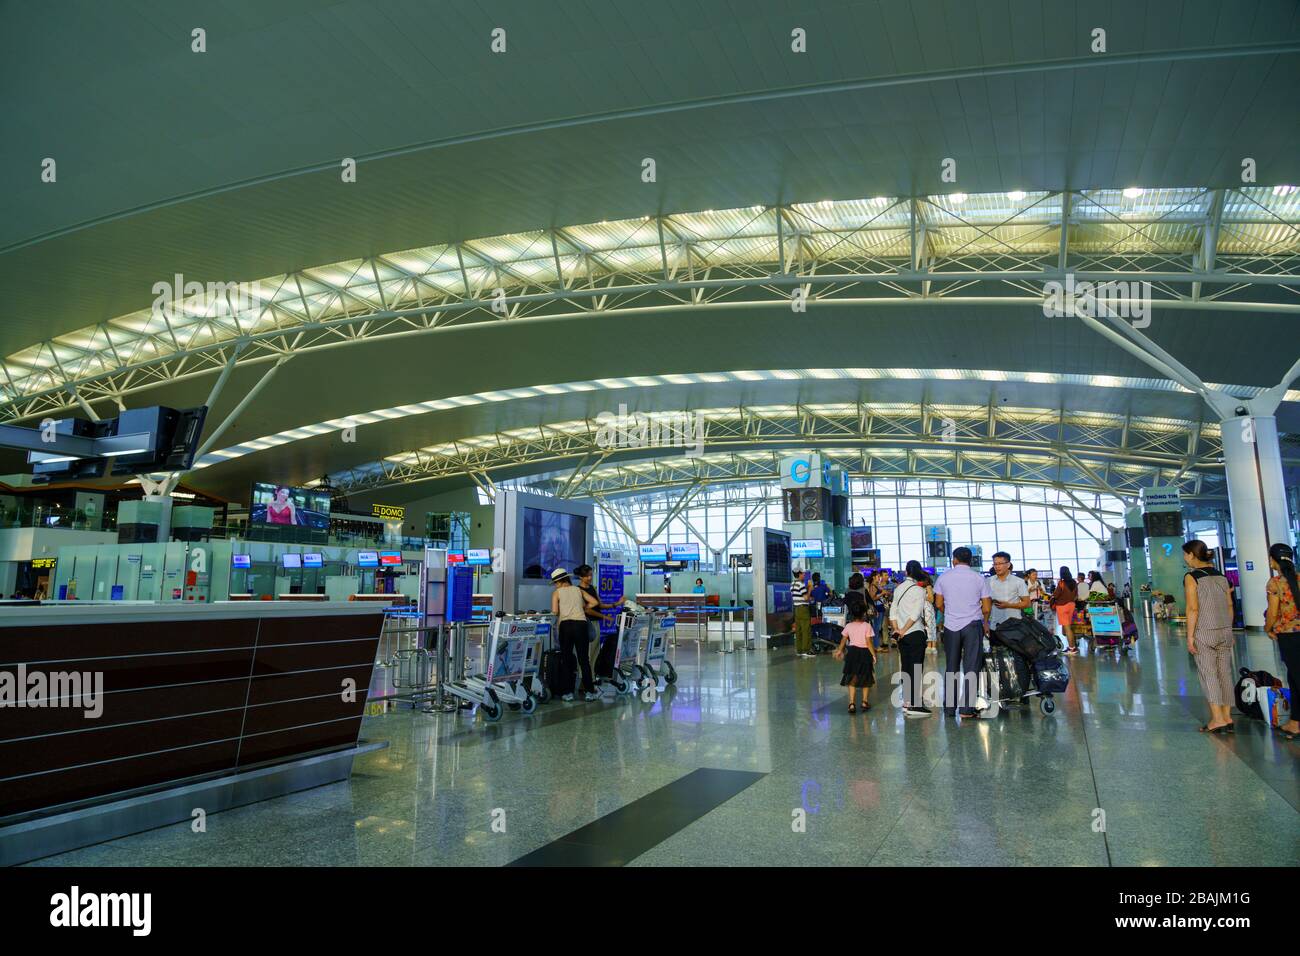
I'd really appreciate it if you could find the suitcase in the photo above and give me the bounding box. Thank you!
[976,658,1002,717]
[541,649,573,699]
[989,646,1029,700]
[593,633,618,679]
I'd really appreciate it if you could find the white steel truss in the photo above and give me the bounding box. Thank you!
[325,401,1264,502]
[4,185,1299,423]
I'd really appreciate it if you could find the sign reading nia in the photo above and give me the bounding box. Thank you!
[594,405,705,458]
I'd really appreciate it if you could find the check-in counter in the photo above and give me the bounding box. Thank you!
[0,601,386,863]
[636,592,719,623]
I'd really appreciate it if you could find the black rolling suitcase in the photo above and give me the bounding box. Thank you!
[594,632,619,679]
[988,645,1029,700]
[541,648,573,700]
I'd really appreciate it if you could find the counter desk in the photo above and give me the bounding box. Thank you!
[0,601,388,865]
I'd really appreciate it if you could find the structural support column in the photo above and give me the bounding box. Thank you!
[1077,308,1299,629]
[1220,414,1291,626]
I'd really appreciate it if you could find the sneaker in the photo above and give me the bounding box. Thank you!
[561,693,576,702]
[905,707,931,718]
[584,691,601,701]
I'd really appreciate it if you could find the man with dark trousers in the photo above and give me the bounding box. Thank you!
[934,546,992,718]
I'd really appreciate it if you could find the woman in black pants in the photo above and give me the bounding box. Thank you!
[550,567,602,702]
[890,560,933,717]
[1265,543,1300,740]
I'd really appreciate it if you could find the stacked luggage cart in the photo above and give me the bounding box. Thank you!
[602,604,678,693]
[442,612,550,721]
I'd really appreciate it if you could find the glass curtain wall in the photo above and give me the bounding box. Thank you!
[590,479,1130,572]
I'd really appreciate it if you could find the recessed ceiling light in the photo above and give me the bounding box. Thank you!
[1122,187,1143,199]
[950,193,967,204]
[1007,191,1026,201]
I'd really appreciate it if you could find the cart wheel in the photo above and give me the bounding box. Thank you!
[520,695,537,715]
[1040,696,1056,715]
[481,700,503,722]
[538,687,552,704]
[632,664,648,681]
[612,676,626,693]
[664,662,677,685]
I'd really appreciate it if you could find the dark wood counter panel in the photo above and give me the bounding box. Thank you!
[0,603,386,821]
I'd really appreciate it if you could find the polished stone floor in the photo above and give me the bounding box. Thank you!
[26,620,1299,867]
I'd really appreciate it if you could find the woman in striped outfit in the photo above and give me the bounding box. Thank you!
[1182,539,1236,734]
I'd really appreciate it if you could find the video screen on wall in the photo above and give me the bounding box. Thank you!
[250,482,332,530]
[521,507,586,579]
[1143,511,1183,539]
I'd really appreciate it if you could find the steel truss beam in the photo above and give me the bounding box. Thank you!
[328,402,1254,501]
[4,188,1297,423]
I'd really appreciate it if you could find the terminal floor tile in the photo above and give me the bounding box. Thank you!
[23,622,1298,867]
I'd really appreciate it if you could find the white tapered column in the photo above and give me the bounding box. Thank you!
[1220,415,1292,627]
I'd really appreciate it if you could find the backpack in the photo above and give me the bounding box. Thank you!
[1234,668,1283,721]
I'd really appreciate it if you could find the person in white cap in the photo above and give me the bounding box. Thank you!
[550,567,601,701]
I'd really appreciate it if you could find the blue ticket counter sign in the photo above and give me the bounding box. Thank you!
[446,565,474,623]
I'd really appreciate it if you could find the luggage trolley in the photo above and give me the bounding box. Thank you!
[603,609,650,695]
[982,624,1071,716]
[444,613,547,722]
[637,610,678,689]
[1086,601,1130,655]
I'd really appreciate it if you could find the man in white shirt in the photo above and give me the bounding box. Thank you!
[988,551,1031,629]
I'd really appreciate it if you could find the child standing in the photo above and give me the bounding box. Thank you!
[833,605,877,713]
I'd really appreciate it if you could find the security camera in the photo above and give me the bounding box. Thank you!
[1234,406,1249,416]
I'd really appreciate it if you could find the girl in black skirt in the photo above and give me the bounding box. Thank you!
[833,603,877,713]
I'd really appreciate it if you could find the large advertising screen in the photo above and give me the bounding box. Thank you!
[250,482,332,530]
[521,507,586,579]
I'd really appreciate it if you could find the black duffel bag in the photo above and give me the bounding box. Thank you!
[994,616,1061,661]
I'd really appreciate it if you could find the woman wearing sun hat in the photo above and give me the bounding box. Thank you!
[550,567,602,701]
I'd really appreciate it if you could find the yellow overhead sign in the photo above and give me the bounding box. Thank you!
[371,504,405,520]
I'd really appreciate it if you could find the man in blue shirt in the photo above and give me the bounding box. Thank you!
[934,547,992,718]
[810,572,832,604]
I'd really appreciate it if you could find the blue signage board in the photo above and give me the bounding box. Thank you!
[445,564,474,623]
[597,559,624,637]
[770,582,793,614]
[639,544,668,562]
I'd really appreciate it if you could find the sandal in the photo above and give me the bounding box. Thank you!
[1199,723,1234,734]
[848,703,856,714]
[1275,727,1299,740]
